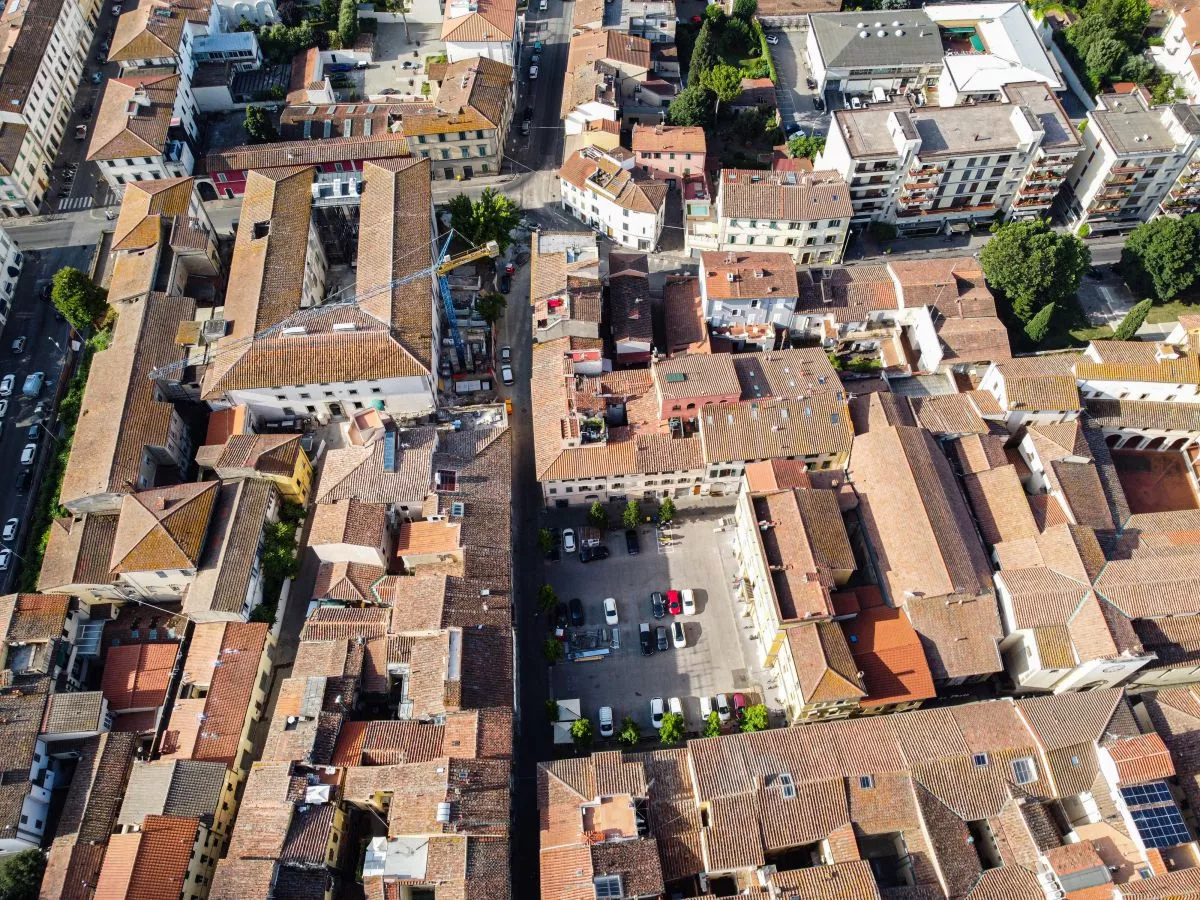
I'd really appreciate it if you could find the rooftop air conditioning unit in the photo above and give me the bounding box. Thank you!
[200,318,227,343]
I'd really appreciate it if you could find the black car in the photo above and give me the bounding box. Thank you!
[27,423,38,442]
[625,529,640,555]
[15,468,31,493]
[523,106,534,123]
[651,591,666,619]
[580,545,610,563]
[813,96,825,111]
[639,623,654,656]
[806,77,818,89]
[569,597,585,627]
[656,626,669,652]
[555,602,569,630]
[498,272,511,293]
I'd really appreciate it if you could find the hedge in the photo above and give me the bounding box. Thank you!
[752,20,778,84]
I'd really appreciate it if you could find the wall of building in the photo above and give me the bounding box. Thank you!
[559,179,664,251]
[225,373,436,422]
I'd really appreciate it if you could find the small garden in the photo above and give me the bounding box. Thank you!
[240,0,362,64]
[250,501,306,626]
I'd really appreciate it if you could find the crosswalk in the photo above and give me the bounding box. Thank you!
[56,195,93,212]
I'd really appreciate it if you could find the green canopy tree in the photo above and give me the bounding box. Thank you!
[571,717,594,747]
[1121,214,1200,302]
[658,496,676,525]
[0,849,45,900]
[50,267,108,331]
[446,188,522,253]
[1113,298,1153,341]
[475,291,507,325]
[703,711,722,737]
[243,105,278,144]
[587,501,609,530]
[337,0,358,45]
[688,19,719,84]
[740,703,769,732]
[622,499,642,530]
[543,638,564,663]
[732,0,756,18]
[538,584,558,614]
[659,712,685,744]
[618,716,640,746]
[979,219,1090,322]
[1023,302,1056,347]
[702,64,744,117]
[1086,0,1151,44]
[538,528,555,556]
[787,134,826,160]
[668,84,715,127]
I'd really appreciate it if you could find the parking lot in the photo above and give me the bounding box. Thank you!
[359,22,446,101]
[546,506,765,739]
[766,28,829,138]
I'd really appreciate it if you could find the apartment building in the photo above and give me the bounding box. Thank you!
[0,225,22,326]
[686,168,852,263]
[559,146,667,251]
[441,0,520,64]
[817,82,1081,235]
[805,9,944,96]
[1152,6,1200,103]
[699,250,800,330]
[529,230,604,346]
[0,0,96,216]
[89,73,197,191]
[561,30,663,137]
[1066,90,1200,231]
[630,123,705,187]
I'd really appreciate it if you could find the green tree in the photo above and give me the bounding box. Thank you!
[740,703,769,732]
[703,710,722,737]
[1113,298,1153,341]
[446,188,522,253]
[475,291,507,325]
[543,638,564,664]
[702,64,744,117]
[545,699,560,721]
[1086,0,1151,44]
[1121,214,1200,302]
[617,716,640,746]
[668,84,715,127]
[571,717,594,747]
[256,20,317,63]
[979,219,1090,322]
[733,0,756,18]
[787,134,826,160]
[320,0,337,18]
[688,19,719,84]
[587,501,609,530]
[50,267,108,331]
[659,711,685,744]
[337,0,358,45]
[704,3,726,23]
[658,496,676,525]
[538,584,559,614]
[1083,34,1127,87]
[243,104,278,144]
[0,849,45,900]
[1023,302,1056,347]
[622,499,642,530]
[538,528,555,556]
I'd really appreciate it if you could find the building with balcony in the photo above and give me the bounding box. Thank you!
[1151,6,1200,104]
[558,146,667,251]
[88,73,197,193]
[0,225,22,328]
[561,31,656,138]
[1066,90,1200,231]
[699,250,801,331]
[816,82,1080,235]
[805,9,944,96]
[630,124,705,187]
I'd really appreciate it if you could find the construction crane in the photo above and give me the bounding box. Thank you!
[148,232,500,381]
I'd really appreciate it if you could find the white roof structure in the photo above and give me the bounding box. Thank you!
[926,2,1062,98]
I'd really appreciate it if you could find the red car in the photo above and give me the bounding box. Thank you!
[666,590,682,616]
[732,693,748,720]
[690,14,701,22]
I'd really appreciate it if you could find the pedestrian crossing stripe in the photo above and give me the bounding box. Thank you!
[56,196,93,211]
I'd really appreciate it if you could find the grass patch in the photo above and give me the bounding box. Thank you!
[1144,298,1200,326]
[425,51,447,64]
[16,329,110,592]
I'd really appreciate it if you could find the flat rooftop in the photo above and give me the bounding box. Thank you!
[926,2,1062,93]
[1091,92,1179,154]
[810,11,943,69]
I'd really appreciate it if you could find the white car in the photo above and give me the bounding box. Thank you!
[562,528,576,554]
[598,706,614,738]
[766,33,779,44]
[529,65,539,79]
[650,697,664,729]
[603,597,618,626]
[668,697,684,724]
[501,364,514,385]
[20,443,35,465]
[671,620,686,649]
[2,518,17,541]
[538,0,547,8]
[0,549,10,570]
[699,696,714,721]
[716,694,731,724]
[0,374,13,396]
[500,346,512,363]
[681,588,696,615]
[850,95,863,109]
[0,399,8,418]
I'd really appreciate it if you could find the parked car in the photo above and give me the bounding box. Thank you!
[699,696,714,721]
[562,528,577,554]
[813,96,825,111]
[500,346,512,363]
[625,529,639,555]
[765,32,779,44]
[651,591,665,619]
[603,597,618,626]
[639,622,653,655]
[1,518,17,541]
[666,590,682,616]
[650,697,664,729]
[27,423,38,441]
[568,597,584,627]
[690,13,701,21]
[20,443,36,465]
[733,693,748,720]
[656,625,668,652]
[555,602,569,631]
[529,64,539,78]
[850,95,863,109]
[498,272,511,293]
[500,364,514,385]
[579,545,610,563]
[0,374,14,396]
[90,71,103,84]
[538,0,547,9]
[671,620,686,649]
[806,77,818,90]
[668,697,683,723]
[681,589,696,615]
[15,468,31,493]
[530,53,541,64]
[716,694,731,724]
[0,549,10,570]
[598,706,614,738]
[532,41,542,52]
[10,336,25,355]
[0,399,7,418]
[22,371,44,397]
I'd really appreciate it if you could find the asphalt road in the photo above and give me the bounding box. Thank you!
[0,246,87,591]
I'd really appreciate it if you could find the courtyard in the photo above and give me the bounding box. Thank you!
[1112,448,1200,514]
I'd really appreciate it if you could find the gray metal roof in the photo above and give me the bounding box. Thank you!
[809,10,944,69]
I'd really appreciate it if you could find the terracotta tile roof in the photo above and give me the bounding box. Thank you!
[653,353,739,401]
[719,168,851,221]
[990,355,1083,411]
[909,393,992,435]
[49,731,139,847]
[88,72,180,161]
[699,395,853,465]
[111,177,194,252]
[101,643,177,718]
[95,814,199,900]
[435,56,513,129]
[770,861,881,898]
[844,605,936,706]
[1120,868,1200,897]
[203,133,410,173]
[789,620,866,702]
[701,250,799,301]
[1107,733,1175,785]
[39,513,120,592]
[964,465,1040,545]
[397,519,462,555]
[998,566,1091,630]
[195,433,301,477]
[184,479,278,617]
[797,264,898,322]
[118,759,227,826]
[317,425,436,506]
[632,124,706,154]
[61,293,196,509]
[280,802,336,865]
[109,0,208,62]
[42,691,107,735]
[441,0,517,41]
[1015,689,1124,750]
[109,481,218,574]
[566,29,651,74]
[905,593,1003,680]
[540,844,594,900]
[590,838,664,898]
[309,498,387,550]
[0,0,78,121]
[279,100,403,140]
[1093,554,1200,618]
[1077,339,1200,384]
[663,276,709,355]
[949,432,1011,475]
[530,231,601,303]
[559,148,667,214]
[314,561,389,603]
[1085,396,1200,432]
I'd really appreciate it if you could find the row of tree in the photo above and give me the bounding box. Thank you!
[566,703,770,749]
[669,1,760,127]
[1060,0,1155,93]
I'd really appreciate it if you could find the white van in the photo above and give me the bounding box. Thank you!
[681,589,696,615]
[716,694,731,723]
[668,697,684,727]
[699,696,713,720]
[598,706,613,738]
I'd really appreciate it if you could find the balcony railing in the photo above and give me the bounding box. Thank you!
[1111,164,1145,175]
[1096,189,1130,201]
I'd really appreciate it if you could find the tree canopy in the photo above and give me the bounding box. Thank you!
[703,711,722,737]
[337,0,358,45]
[622,499,642,530]
[702,64,744,115]
[475,291,507,325]
[659,712,685,744]
[588,502,608,530]
[1120,214,1200,303]
[618,716,640,746]
[979,219,1090,322]
[571,717,594,747]
[0,849,44,900]
[658,496,676,525]
[668,85,714,127]
[740,704,769,732]
[243,105,278,144]
[50,267,108,332]
[787,134,825,160]
[1023,302,1056,348]
[1063,0,1152,91]
[688,19,719,84]
[1113,298,1153,341]
[446,188,521,253]
[732,0,756,19]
